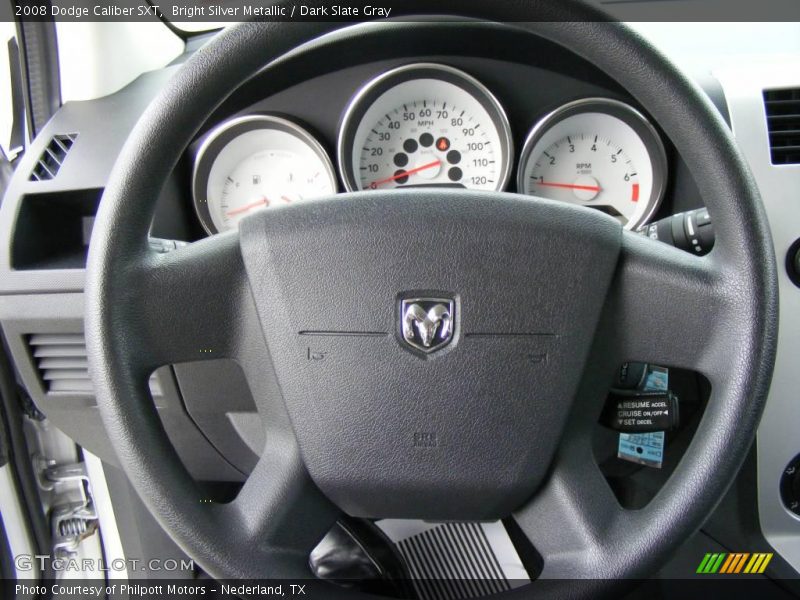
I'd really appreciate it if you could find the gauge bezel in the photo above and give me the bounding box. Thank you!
[516,98,668,230]
[192,114,337,235]
[337,62,514,193]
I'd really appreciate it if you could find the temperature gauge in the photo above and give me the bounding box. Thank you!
[193,115,337,234]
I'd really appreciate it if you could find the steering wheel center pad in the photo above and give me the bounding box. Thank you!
[240,190,621,519]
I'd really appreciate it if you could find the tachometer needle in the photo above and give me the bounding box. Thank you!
[226,197,269,217]
[534,181,602,192]
[369,159,442,188]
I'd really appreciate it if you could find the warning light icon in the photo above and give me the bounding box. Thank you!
[436,137,450,152]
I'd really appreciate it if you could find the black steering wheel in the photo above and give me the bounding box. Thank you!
[86,1,778,597]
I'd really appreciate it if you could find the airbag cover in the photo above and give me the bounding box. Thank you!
[239,191,621,519]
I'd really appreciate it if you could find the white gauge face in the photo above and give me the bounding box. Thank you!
[193,116,337,234]
[340,64,513,192]
[518,100,666,230]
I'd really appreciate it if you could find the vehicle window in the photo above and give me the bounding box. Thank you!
[56,22,184,102]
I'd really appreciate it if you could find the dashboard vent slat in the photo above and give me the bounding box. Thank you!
[29,333,85,346]
[27,333,161,396]
[42,368,90,381]
[32,345,87,358]
[38,357,89,370]
[770,129,800,138]
[764,88,800,165]
[49,380,95,393]
[29,133,78,181]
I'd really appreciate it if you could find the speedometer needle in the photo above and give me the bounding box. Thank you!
[534,181,602,192]
[369,159,442,188]
[226,197,269,217]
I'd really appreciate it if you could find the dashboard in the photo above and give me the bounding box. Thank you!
[156,22,714,248]
[193,62,667,234]
[0,20,715,465]
[0,19,711,478]
[153,23,712,260]
[4,18,800,577]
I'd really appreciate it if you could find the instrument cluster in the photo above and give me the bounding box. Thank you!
[192,62,667,234]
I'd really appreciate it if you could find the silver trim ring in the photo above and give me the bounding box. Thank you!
[192,114,338,235]
[337,62,514,193]
[516,97,668,230]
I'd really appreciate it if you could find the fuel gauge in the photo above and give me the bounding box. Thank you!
[193,115,337,234]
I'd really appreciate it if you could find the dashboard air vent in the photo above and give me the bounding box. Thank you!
[29,133,78,181]
[27,333,161,396]
[764,88,800,165]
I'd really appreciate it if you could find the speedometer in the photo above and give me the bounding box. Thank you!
[338,63,513,192]
[517,98,667,230]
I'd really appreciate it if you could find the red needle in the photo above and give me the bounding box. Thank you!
[369,159,442,189]
[535,181,601,192]
[226,197,269,217]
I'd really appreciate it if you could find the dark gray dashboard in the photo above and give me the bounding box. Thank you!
[0,21,722,480]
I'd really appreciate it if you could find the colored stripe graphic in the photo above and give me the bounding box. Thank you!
[733,553,750,573]
[719,554,736,573]
[719,553,748,573]
[744,553,773,574]
[697,553,726,573]
[696,553,713,573]
[697,552,773,574]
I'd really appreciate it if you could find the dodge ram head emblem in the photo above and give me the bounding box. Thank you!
[400,298,455,353]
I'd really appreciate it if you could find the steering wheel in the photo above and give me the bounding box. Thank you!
[86,1,778,596]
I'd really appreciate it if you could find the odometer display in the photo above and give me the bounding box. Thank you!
[339,64,513,192]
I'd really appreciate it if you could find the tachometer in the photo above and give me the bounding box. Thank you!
[517,98,667,230]
[338,63,513,192]
[193,115,337,234]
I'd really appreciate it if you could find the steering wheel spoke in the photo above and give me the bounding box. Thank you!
[219,437,341,578]
[513,434,625,579]
[95,230,341,578]
[601,231,730,377]
[127,233,249,371]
